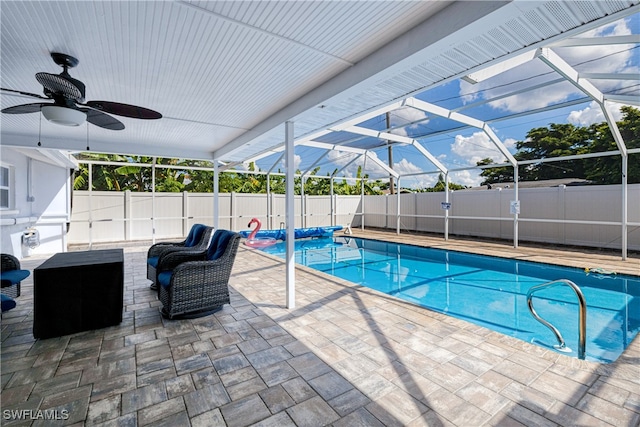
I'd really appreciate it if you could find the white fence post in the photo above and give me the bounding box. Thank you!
[183,191,189,235]
[124,190,131,241]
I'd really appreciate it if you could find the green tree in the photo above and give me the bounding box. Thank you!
[582,106,640,184]
[478,106,640,185]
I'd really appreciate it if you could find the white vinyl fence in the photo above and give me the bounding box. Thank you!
[68,192,361,244]
[68,184,640,251]
[360,184,640,251]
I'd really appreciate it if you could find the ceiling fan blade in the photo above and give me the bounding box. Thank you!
[84,100,162,119]
[79,108,125,130]
[1,103,49,114]
[1,87,48,100]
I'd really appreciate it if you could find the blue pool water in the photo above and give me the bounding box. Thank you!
[260,236,640,363]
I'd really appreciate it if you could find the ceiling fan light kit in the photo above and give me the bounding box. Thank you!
[1,52,162,131]
[41,105,86,126]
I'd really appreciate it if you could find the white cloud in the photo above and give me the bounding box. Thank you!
[567,101,625,126]
[393,158,438,188]
[280,154,301,171]
[451,131,510,165]
[326,150,363,178]
[389,106,428,126]
[393,158,423,175]
[388,106,428,137]
[450,170,483,188]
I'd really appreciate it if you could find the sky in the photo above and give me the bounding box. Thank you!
[252,14,639,189]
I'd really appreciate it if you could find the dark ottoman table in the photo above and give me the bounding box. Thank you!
[33,249,124,339]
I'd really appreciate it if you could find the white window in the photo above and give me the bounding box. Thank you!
[0,165,10,209]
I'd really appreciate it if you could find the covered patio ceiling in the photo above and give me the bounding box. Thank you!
[2,1,638,178]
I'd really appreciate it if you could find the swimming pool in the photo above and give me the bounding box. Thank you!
[260,236,640,363]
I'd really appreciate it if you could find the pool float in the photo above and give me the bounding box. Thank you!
[239,225,343,240]
[244,218,277,248]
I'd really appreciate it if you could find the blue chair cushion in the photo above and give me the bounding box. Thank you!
[1,294,16,312]
[184,224,207,247]
[207,230,235,261]
[0,269,30,286]
[147,256,159,268]
[158,271,173,289]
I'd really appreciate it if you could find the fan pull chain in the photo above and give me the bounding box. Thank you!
[86,121,90,151]
[37,108,42,146]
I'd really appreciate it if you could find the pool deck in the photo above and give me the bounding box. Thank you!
[1,232,639,426]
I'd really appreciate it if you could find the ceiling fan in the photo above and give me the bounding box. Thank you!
[1,52,162,130]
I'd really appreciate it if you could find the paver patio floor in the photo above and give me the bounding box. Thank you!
[1,231,639,426]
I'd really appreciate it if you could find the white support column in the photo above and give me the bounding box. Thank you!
[213,161,219,230]
[445,173,450,241]
[152,158,156,244]
[125,190,132,241]
[361,173,365,231]
[88,163,93,250]
[300,176,305,228]
[330,177,335,226]
[285,121,295,309]
[361,156,367,231]
[513,166,519,249]
[266,174,271,230]
[182,191,189,236]
[396,177,401,235]
[622,155,628,260]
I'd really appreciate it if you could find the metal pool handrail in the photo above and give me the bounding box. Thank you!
[527,279,587,360]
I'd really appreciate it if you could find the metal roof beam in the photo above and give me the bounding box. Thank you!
[539,48,627,156]
[341,122,448,174]
[328,100,407,132]
[332,154,362,178]
[366,152,399,178]
[407,97,517,166]
[302,150,331,176]
[605,94,640,106]
[341,125,414,145]
[538,48,603,102]
[300,140,367,155]
[461,49,539,84]
[581,73,640,80]
[551,35,640,47]
[410,141,448,174]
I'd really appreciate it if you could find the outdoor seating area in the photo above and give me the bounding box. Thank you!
[156,229,241,319]
[0,231,638,426]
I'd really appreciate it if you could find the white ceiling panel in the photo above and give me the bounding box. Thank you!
[1,0,638,164]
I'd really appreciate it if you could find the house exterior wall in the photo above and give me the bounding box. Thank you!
[0,147,73,259]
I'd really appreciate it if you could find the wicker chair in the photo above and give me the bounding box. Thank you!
[1,254,29,299]
[147,224,213,289]
[156,229,241,319]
